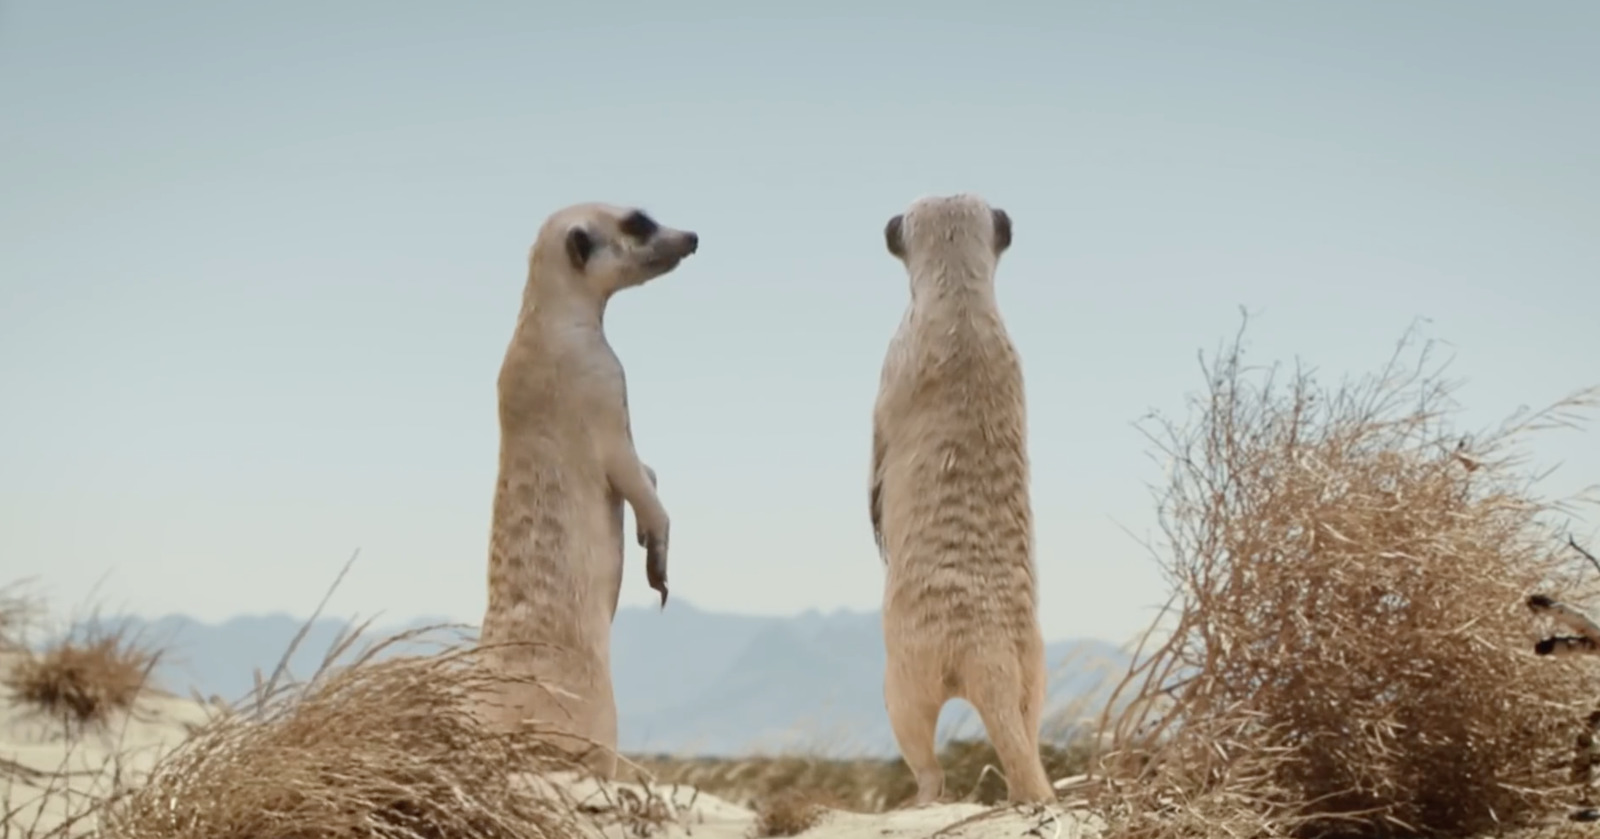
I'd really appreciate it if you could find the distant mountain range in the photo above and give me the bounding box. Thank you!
[55,602,1131,757]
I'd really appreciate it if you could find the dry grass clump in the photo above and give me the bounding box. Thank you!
[632,735,1091,812]
[3,625,161,731]
[751,789,829,837]
[96,626,593,839]
[1090,317,1600,839]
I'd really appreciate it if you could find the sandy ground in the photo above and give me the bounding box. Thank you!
[543,773,1103,839]
[0,652,219,833]
[0,652,1101,839]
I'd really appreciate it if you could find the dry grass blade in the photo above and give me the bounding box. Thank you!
[255,547,361,713]
[98,625,595,839]
[1091,313,1600,839]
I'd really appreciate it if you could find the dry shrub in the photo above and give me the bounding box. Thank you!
[751,789,828,837]
[1,591,149,839]
[3,625,160,730]
[97,625,592,839]
[1091,316,1600,839]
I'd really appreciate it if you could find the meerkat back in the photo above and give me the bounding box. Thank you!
[869,193,1055,806]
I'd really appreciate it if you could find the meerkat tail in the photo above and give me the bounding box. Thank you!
[964,664,1055,804]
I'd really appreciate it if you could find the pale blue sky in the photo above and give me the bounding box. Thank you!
[2,0,1597,646]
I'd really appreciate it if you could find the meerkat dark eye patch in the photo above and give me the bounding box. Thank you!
[884,214,905,258]
[991,209,1012,254]
[565,226,595,269]
[619,210,659,241]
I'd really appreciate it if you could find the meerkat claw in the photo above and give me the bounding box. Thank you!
[647,540,669,608]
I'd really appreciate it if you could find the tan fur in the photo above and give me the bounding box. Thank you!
[477,202,698,778]
[869,193,1054,806]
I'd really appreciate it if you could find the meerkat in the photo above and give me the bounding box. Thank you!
[1527,592,1600,820]
[869,193,1055,806]
[1529,594,1600,657]
[477,202,698,779]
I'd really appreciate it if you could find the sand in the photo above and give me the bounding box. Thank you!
[539,773,1102,839]
[0,651,219,833]
[0,652,1102,839]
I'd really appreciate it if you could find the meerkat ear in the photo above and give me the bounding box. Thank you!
[991,209,1012,254]
[884,214,905,259]
[565,226,595,270]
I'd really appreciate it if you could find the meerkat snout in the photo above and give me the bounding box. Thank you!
[559,207,700,297]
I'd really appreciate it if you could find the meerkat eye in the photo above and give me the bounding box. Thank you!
[619,210,659,241]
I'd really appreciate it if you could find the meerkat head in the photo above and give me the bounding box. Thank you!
[531,202,700,303]
[882,193,1012,282]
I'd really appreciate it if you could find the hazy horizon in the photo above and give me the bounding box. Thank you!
[3,0,1598,646]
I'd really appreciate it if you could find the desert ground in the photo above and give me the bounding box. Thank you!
[0,640,1101,839]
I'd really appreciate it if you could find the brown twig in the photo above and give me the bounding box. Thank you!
[1570,534,1600,577]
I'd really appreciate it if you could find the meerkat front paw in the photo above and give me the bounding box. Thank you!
[639,512,670,607]
[636,464,660,545]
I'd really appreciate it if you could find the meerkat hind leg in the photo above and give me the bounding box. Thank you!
[578,671,621,780]
[885,666,946,806]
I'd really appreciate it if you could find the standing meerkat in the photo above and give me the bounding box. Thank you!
[478,201,698,779]
[869,193,1055,806]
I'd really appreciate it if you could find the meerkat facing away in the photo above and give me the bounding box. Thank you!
[477,202,698,779]
[869,193,1055,806]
